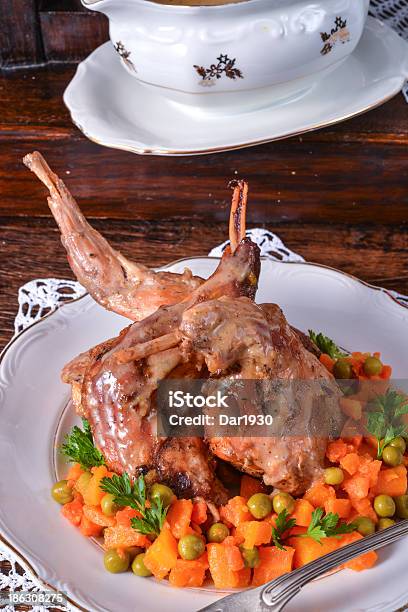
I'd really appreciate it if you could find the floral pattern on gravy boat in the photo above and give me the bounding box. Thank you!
[81,0,369,111]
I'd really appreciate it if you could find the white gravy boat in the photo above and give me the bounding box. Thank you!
[82,0,370,112]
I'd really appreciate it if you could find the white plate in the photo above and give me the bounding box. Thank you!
[63,17,408,156]
[1,258,408,612]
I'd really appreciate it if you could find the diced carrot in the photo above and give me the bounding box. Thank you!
[252,546,295,586]
[365,435,379,450]
[342,475,370,500]
[350,498,378,524]
[61,494,83,526]
[79,514,103,537]
[374,465,407,497]
[236,567,251,587]
[340,453,361,476]
[224,534,240,546]
[288,535,340,569]
[264,513,278,529]
[340,398,362,421]
[288,526,307,537]
[143,522,178,580]
[290,499,315,527]
[380,365,392,380]
[326,439,350,462]
[320,353,335,372]
[207,543,247,589]
[349,435,363,450]
[340,532,378,571]
[191,523,203,535]
[324,498,351,520]
[358,442,377,460]
[358,458,382,488]
[240,475,266,499]
[235,521,272,549]
[115,507,141,528]
[304,483,336,508]
[224,544,244,571]
[229,530,244,546]
[191,500,207,525]
[104,525,150,549]
[219,496,252,527]
[169,554,208,588]
[83,465,109,506]
[167,499,193,539]
[83,505,116,527]
[66,463,84,482]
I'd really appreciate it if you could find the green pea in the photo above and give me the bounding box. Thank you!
[394,494,408,519]
[101,493,120,516]
[377,518,395,530]
[149,483,174,507]
[333,359,352,380]
[104,549,130,573]
[382,446,402,467]
[353,516,375,536]
[324,467,344,486]
[374,494,396,518]
[247,493,272,519]
[178,534,205,560]
[207,523,229,543]
[131,553,152,577]
[240,546,260,568]
[363,356,383,377]
[75,471,92,497]
[51,480,74,505]
[272,493,295,515]
[389,437,407,455]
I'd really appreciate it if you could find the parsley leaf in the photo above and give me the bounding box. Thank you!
[100,473,168,536]
[61,418,105,470]
[301,508,355,544]
[308,330,346,360]
[366,390,408,458]
[272,509,297,550]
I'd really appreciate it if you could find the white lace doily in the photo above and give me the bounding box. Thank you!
[369,0,408,100]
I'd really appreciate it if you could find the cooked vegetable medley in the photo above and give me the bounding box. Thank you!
[53,335,408,589]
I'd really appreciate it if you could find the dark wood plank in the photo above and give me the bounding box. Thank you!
[1,217,407,348]
[1,135,407,224]
[0,0,44,67]
[39,12,108,62]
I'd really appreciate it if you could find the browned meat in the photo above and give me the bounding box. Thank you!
[79,183,261,503]
[178,297,342,495]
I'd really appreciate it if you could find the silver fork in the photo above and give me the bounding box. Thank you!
[199,519,408,612]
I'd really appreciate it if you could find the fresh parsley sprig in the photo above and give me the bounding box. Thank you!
[366,390,408,459]
[301,508,355,544]
[61,418,105,470]
[272,510,297,550]
[100,472,168,536]
[308,330,346,360]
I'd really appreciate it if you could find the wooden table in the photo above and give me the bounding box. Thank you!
[0,62,407,602]
[1,64,408,350]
